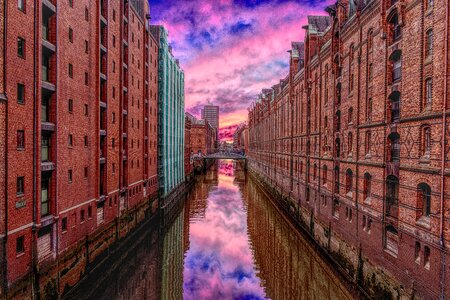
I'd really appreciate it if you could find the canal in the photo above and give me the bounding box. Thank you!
[66,160,351,300]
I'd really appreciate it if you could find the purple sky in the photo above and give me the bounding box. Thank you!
[150,0,332,140]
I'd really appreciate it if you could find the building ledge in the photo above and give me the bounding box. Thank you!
[41,121,55,132]
[41,161,55,172]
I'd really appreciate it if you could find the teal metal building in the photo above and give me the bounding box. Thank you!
[150,26,185,197]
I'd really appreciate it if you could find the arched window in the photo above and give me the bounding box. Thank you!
[324,116,328,128]
[348,132,353,155]
[346,169,353,194]
[334,166,340,193]
[425,78,433,108]
[335,137,341,157]
[386,175,399,218]
[389,13,401,44]
[388,133,400,162]
[313,164,317,180]
[336,110,341,131]
[364,172,372,200]
[322,165,328,185]
[425,29,433,58]
[417,183,431,217]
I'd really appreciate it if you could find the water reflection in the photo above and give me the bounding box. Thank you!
[67,160,350,300]
[183,161,266,299]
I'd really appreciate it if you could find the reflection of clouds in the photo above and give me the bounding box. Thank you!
[184,162,266,300]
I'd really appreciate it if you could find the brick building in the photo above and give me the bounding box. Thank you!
[233,123,249,154]
[184,115,193,179]
[248,0,450,298]
[190,118,216,156]
[0,0,159,295]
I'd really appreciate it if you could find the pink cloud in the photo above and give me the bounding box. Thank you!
[151,0,332,140]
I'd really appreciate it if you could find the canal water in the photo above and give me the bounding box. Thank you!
[67,160,351,300]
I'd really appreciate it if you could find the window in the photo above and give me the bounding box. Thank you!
[112,86,115,98]
[388,133,400,162]
[17,176,24,195]
[85,7,89,21]
[424,246,430,270]
[16,236,24,254]
[365,131,371,155]
[345,169,353,194]
[85,40,88,53]
[348,132,353,155]
[68,170,73,183]
[68,134,74,147]
[415,242,421,264]
[62,217,68,232]
[69,63,73,78]
[334,166,340,193]
[322,165,327,185]
[81,210,85,222]
[88,206,92,218]
[390,14,401,43]
[18,0,25,12]
[84,72,88,85]
[69,0,73,8]
[68,99,73,113]
[17,37,25,58]
[425,78,432,107]
[112,61,115,73]
[425,29,433,58]
[332,198,340,218]
[84,104,88,116]
[69,27,73,43]
[386,175,399,218]
[112,35,116,47]
[17,130,25,149]
[367,30,373,53]
[112,138,115,148]
[336,110,341,131]
[348,107,353,124]
[112,112,116,124]
[113,9,116,21]
[422,126,431,158]
[17,83,25,104]
[417,183,431,217]
[41,176,50,216]
[84,135,88,147]
[363,173,372,200]
[366,98,372,122]
[392,57,402,82]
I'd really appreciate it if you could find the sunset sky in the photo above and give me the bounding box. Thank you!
[150,0,331,140]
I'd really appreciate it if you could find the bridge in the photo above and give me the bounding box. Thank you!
[193,151,247,173]
[203,151,247,160]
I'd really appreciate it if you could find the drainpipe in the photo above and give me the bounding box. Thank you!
[439,0,449,298]
[2,0,8,295]
[32,0,39,297]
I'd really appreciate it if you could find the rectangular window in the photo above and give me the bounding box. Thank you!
[62,217,67,232]
[17,83,25,104]
[68,134,73,147]
[69,27,73,43]
[84,135,88,147]
[85,7,89,21]
[69,63,73,78]
[85,40,88,53]
[16,236,24,254]
[17,176,25,195]
[68,170,73,183]
[84,72,88,85]
[17,130,25,149]
[84,167,88,178]
[41,176,50,216]
[17,37,25,58]
[84,104,88,116]
[68,99,73,113]
[392,60,401,82]
[88,206,92,218]
[81,210,85,222]
[69,0,73,8]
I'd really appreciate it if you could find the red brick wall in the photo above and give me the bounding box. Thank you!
[147,28,158,196]
[248,1,450,298]
[191,124,207,155]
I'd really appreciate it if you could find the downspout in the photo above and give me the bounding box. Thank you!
[32,0,38,297]
[439,0,449,298]
[2,0,8,295]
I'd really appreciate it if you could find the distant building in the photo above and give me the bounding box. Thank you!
[233,123,248,154]
[184,115,193,179]
[201,105,219,141]
[151,25,185,197]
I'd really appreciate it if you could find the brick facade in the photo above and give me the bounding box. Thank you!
[0,0,159,294]
[248,0,450,298]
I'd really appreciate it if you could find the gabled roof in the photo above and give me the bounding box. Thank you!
[307,16,331,34]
